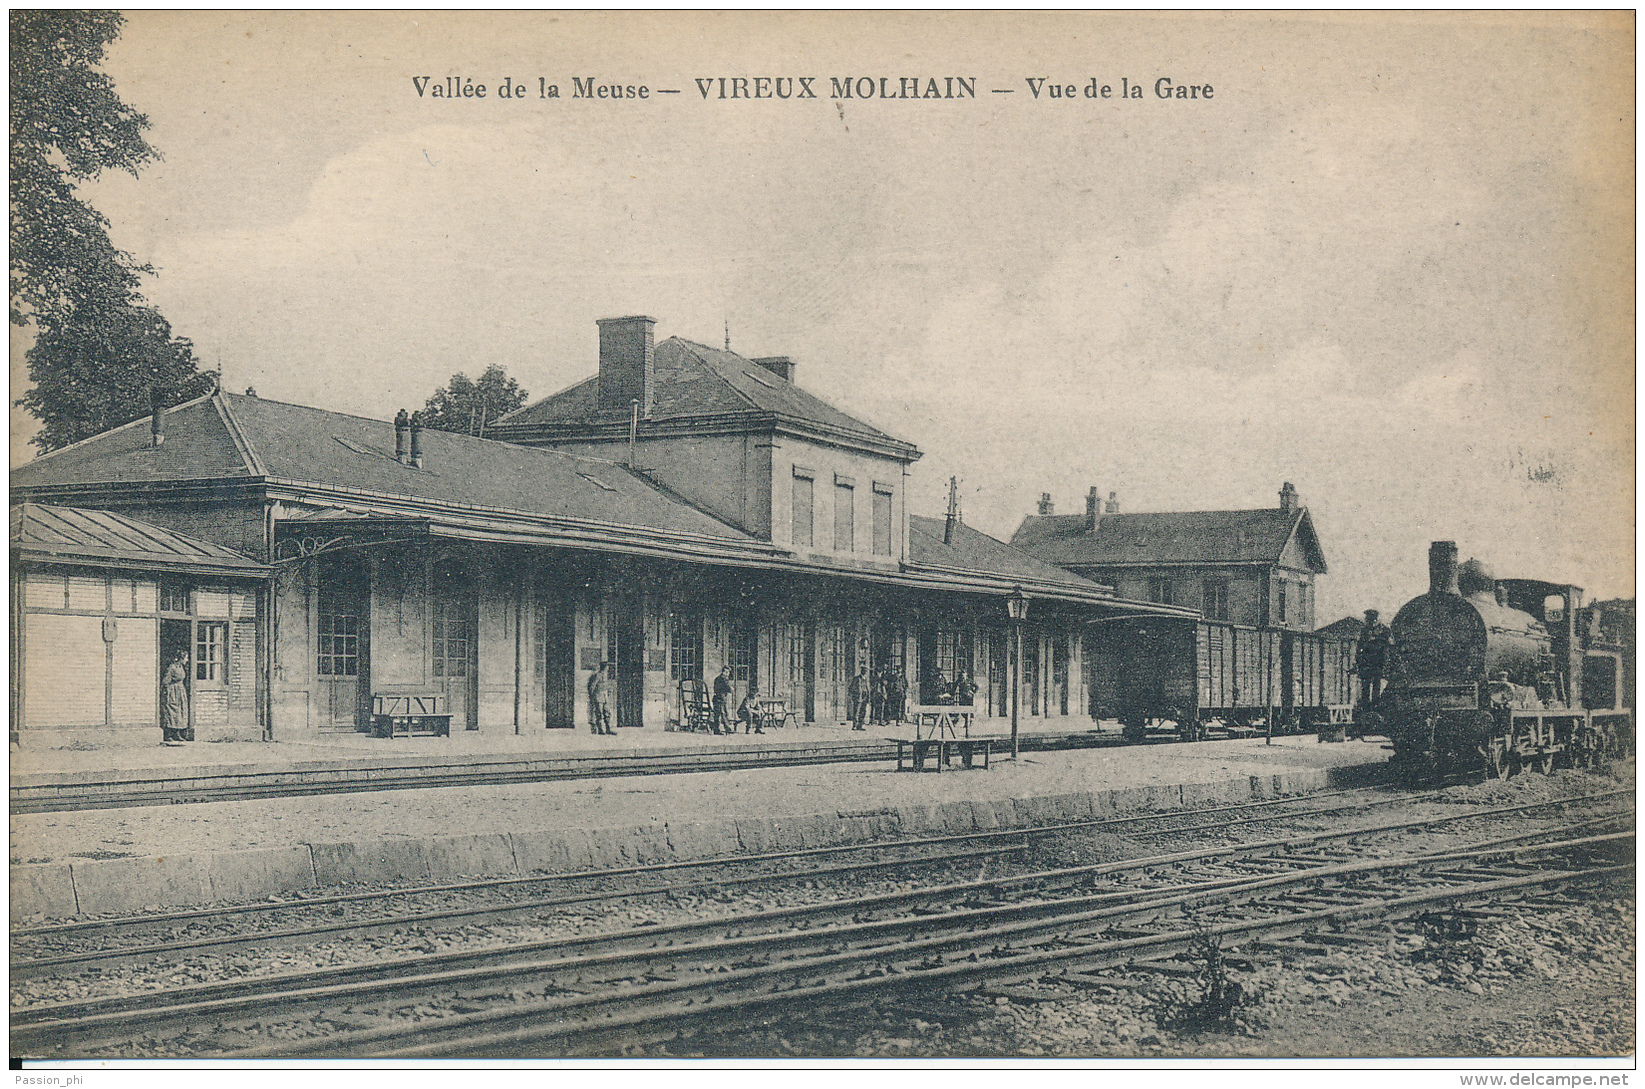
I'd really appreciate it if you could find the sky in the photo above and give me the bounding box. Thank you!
[10,10,1635,622]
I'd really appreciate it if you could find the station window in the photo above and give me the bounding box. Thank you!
[432,598,470,678]
[787,624,806,686]
[195,622,226,681]
[160,581,192,615]
[827,625,847,683]
[1202,579,1230,622]
[1277,582,1289,624]
[669,612,703,682]
[1148,577,1175,606]
[317,598,360,676]
[729,621,754,685]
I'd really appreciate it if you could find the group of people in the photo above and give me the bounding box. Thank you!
[591,660,985,736]
[846,665,910,730]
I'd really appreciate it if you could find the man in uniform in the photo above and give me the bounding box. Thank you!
[1354,609,1393,708]
[712,665,734,735]
[848,667,869,730]
[588,661,614,735]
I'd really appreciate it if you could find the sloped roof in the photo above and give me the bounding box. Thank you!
[1315,616,1365,640]
[495,337,917,456]
[11,502,269,576]
[12,392,759,545]
[908,515,1112,593]
[1011,507,1327,572]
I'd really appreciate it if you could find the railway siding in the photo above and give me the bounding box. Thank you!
[12,745,1389,919]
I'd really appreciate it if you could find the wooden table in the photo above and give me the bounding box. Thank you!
[755,699,798,730]
[909,705,976,740]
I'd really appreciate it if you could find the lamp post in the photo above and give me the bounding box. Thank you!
[1005,587,1029,760]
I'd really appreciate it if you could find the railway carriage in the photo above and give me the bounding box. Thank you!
[1088,616,1354,741]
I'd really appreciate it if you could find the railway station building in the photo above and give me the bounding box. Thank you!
[1010,482,1328,631]
[10,317,1193,747]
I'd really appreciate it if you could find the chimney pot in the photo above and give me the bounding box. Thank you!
[1105,491,1119,514]
[597,315,657,414]
[149,388,167,448]
[752,355,796,382]
[395,409,410,464]
[409,410,425,469]
[1279,481,1300,512]
[1428,540,1459,596]
[1037,493,1055,516]
[1085,486,1100,532]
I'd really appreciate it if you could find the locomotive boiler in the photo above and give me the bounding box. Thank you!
[1380,541,1632,781]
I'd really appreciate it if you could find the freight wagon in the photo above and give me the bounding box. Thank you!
[1086,616,1355,741]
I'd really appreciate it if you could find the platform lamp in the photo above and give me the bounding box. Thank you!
[1005,586,1029,759]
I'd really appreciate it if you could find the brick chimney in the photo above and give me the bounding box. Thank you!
[596,315,657,414]
[1084,486,1101,532]
[409,411,425,469]
[752,356,795,382]
[1279,481,1300,512]
[1105,491,1119,514]
[1037,493,1055,516]
[394,409,410,464]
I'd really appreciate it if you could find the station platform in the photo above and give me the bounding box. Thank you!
[9,732,1394,920]
[9,715,1140,814]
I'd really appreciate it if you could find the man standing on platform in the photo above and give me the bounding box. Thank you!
[1354,609,1392,709]
[887,668,908,724]
[712,665,734,735]
[848,667,870,730]
[588,661,614,735]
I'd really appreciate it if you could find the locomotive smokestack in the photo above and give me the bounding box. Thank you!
[1429,541,1459,596]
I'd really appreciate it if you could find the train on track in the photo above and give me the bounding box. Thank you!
[1374,541,1633,782]
[1087,616,1356,742]
[1082,539,1632,779]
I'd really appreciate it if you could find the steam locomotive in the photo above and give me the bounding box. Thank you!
[1375,541,1633,781]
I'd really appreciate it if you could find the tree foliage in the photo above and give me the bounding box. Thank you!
[422,366,529,435]
[11,10,210,452]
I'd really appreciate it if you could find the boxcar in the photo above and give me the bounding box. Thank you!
[1088,616,1354,741]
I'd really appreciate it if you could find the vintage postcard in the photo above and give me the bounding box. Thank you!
[9,10,1634,1073]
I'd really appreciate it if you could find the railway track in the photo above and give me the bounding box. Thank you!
[12,789,1630,1059]
[11,784,1530,968]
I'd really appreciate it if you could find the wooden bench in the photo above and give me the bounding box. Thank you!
[371,692,452,738]
[891,736,992,772]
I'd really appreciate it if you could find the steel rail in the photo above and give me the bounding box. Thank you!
[16,815,1627,1034]
[15,786,1625,980]
[14,821,1629,1058]
[236,840,1634,1059]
